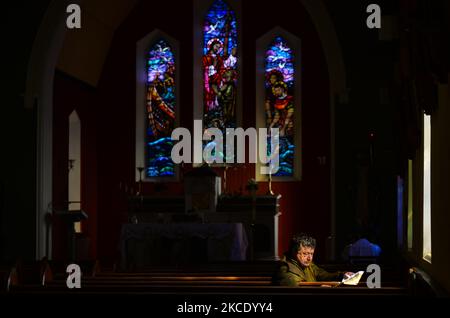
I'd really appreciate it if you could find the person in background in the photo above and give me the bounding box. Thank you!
[273,233,354,286]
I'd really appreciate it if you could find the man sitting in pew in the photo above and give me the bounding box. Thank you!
[273,233,354,286]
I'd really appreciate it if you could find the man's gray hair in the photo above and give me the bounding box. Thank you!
[289,233,316,256]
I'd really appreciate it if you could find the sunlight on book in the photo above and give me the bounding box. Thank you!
[341,271,364,285]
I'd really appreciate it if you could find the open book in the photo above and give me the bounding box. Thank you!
[341,271,364,285]
[297,271,365,288]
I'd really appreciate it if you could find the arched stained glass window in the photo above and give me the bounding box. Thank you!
[265,36,295,176]
[146,39,176,177]
[203,0,238,131]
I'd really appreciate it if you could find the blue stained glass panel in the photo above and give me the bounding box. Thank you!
[265,36,296,177]
[146,39,176,177]
[203,0,238,131]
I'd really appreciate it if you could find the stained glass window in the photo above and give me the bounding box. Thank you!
[202,0,237,163]
[146,39,176,177]
[265,36,295,176]
[203,0,237,130]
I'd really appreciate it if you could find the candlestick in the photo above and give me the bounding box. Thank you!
[267,173,274,195]
[267,164,274,195]
[137,167,144,195]
[223,165,229,195]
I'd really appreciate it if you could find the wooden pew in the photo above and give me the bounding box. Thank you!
[10,283,408,297]
[7,260,409,298]
[408,267,449,297]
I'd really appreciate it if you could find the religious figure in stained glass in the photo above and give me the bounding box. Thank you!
[146,39,176,177]
[265,36,295,176]
[203,0,237,131]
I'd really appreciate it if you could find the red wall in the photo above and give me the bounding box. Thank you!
[53,0,331,263]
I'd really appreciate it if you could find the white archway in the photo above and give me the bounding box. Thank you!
[25,0,75,259]
[300,0,347,260]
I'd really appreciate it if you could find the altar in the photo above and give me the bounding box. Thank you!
[126,194,281,263]
[120,223,248,269]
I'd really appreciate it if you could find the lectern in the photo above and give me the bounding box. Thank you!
[55,210,88,260]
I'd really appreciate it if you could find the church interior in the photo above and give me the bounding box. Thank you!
[2,0,450,303]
